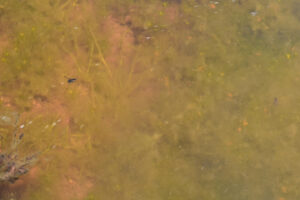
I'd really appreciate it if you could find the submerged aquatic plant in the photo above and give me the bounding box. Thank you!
[0,136,39,183]
[0,112,39,184]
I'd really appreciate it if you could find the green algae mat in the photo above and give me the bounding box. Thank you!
[0,0,299,199]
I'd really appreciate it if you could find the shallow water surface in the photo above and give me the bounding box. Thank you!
[0,0,300,199]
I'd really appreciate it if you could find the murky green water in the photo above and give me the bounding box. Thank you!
[0,0,299,199]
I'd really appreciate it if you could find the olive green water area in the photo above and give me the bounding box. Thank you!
[0,0,300,199]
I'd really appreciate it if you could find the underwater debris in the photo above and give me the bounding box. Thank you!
[0,114,39,184]
[250,11,257,16]
[0,112,19,127]
[0,135,39,183]
[273,97,278,105]
[19,133,24,140]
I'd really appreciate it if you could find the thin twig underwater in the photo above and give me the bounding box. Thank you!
[0,114,40,183]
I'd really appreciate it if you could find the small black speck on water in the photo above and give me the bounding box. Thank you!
[273,97,278,105]
[64,76,77,83]
[19,133,24,140]
[67,78,77,83]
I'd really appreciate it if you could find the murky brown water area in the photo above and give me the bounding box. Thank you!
[0,0,300,199]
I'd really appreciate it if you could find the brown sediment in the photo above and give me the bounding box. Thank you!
[56,167,94,200]
[66,0,97,26]
[0,166,40,199]
[0,34,9,55]
[22,96,71,127]
[8,166,40,190]
[101,16,135,69]
[164,4,180,22]
[0,96,14,108]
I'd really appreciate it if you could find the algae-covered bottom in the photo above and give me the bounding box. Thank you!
[0,0,300,199]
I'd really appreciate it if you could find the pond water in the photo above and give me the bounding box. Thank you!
[0,0,299,199]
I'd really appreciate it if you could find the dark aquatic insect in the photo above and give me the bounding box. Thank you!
[67,78,77,83]
[64,76,77,83]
